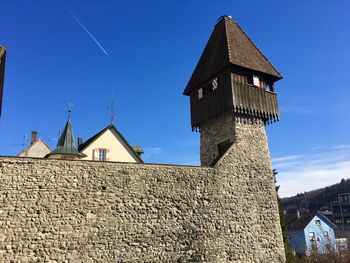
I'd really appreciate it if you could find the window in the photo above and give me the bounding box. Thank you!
[247,75,254,85]
[324,231,329,240]
[315,220,321,226]
[253,76,260,87]
[335,219,342,224]
[342,195,349,202]
[99,149,107,161]
[198,88,203,99]
[93,148,108,161]
[211,77,218,91]
[309,232,315,241]
[246,75,260,87]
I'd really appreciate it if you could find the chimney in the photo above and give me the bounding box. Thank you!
[297,210,300,219]
[77,137,84,148]
[31,131,37,144]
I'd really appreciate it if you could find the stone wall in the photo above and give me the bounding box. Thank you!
[0,115,285,262]
[215,114,285,262]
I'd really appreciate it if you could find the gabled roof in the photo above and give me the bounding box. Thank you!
[0,46,6,116]
[285,212,336,231]
[17,139,51,157]
[184,16,282,95]
[48,117,84,157]
[78,124,143,163]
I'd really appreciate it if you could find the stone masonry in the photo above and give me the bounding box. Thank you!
[0,111,285,262]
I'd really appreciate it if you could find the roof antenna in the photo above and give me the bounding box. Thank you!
[21,134,28,149]
[107,88,117,124]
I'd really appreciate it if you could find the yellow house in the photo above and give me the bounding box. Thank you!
[78,125,143,163]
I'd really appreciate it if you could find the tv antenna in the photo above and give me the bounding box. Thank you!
[107,89,117,124]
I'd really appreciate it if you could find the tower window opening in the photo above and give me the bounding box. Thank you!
[198,88,203,99]
[253,76,260,87]
[265,84,271,92]
[247,75,254,85]
[211,77,218,91]
[246,75,260,87]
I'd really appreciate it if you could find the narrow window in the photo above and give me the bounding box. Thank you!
[99,149,107,161]
[324,231,329,239]
[198,88,203,99]
[247,75,253,85]
[253,75,260,87]
[211,77,218,91]
[315,220,321,226]
[309,232,315,241]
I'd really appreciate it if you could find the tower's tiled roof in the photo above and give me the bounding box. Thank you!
[184,16,282,95]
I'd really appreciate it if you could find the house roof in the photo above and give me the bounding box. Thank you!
[78,124,143,163]
[17,139,51,157]
[48,117,84,157]
[285,212,336,231]
[183,16,282,95]
[0,46,6,116]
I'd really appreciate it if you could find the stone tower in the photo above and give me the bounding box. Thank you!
[184,16,286,261]
[184,16,282,166]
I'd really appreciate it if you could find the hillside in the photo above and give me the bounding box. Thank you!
[282,178,350,213]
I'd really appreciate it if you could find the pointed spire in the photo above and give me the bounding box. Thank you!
[47,114,84,158]
[0,45,6,116]
[184,16,282,95]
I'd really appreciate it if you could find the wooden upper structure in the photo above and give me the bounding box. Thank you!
[0,46,6,116]
[184,16,282,129]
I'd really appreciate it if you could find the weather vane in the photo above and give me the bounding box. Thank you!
[67,102,74,117]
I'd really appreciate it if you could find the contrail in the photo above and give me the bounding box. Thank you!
[59,2,109,56]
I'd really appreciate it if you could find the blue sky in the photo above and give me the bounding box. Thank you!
[0,0,349,197]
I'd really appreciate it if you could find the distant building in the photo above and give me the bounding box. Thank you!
[17,131,51,158]
[0,46,6,116]
[285,211,337,255]
[331,193,350,231]
[78,125,143,163]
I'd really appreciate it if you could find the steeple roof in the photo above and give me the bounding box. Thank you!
[184,16,282,95]
[48,117,84,157]
[0,46,6,116]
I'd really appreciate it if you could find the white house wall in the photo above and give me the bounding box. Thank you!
[18,140,51,158]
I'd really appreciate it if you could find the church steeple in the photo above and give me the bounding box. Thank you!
[47,115,84,159]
